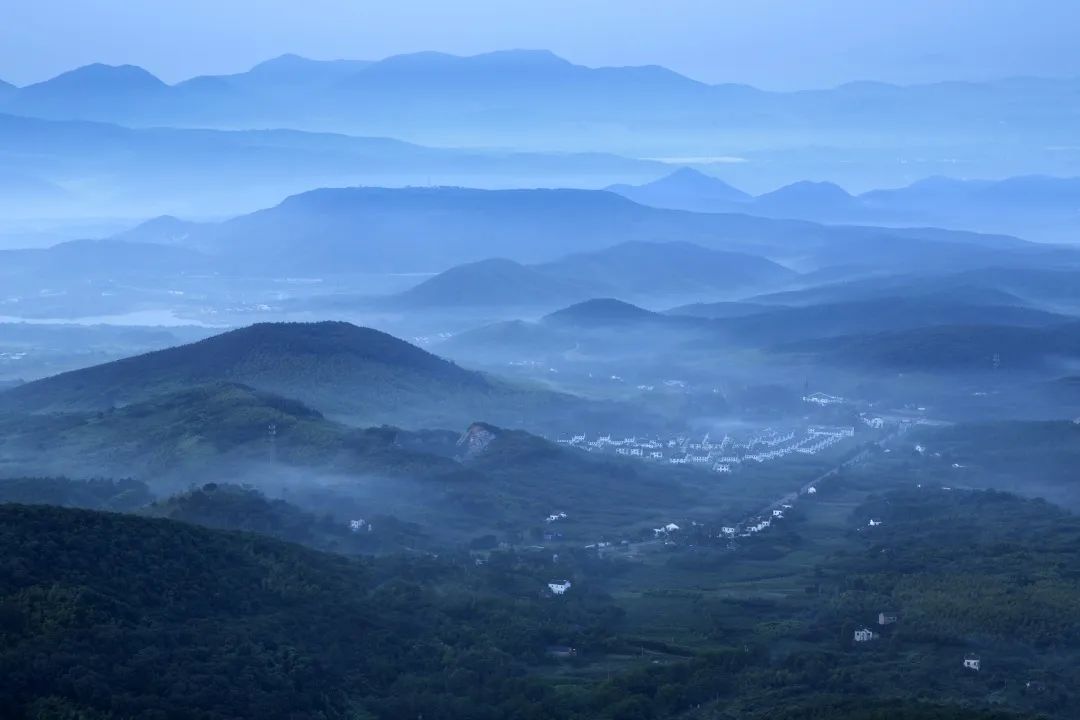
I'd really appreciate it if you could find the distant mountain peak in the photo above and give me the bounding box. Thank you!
[650,167,749,196]
[753,181,860,215]
[245,53,373,78]
[255,52,310,66]
[32,63,165,91]
[606,167,751,209]
[544,298,657,326]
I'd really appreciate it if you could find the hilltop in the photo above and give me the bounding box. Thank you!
[386,241,795,309]
[606,167,751,212]
[543,298,667,327]
[0,321,661,432]
[387,257,594,308]
[0,322,486,424]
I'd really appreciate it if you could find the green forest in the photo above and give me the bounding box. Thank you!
[2,475,1075,719]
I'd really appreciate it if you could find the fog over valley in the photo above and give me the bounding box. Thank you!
[2,5,1080,719]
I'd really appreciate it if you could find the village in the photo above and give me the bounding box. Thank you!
[555,423,860,473]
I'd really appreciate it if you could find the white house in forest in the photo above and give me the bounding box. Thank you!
[964,654,981,671]
[547,581,572,596]
[854,628,877,642]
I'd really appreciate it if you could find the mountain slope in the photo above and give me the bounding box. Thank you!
[714,296,1071,345]
[606,167,751,212]
[12,63,167,119]
[0,503,620,719]
[0,383,367,480]
[386,241,796,308]
[0,113,667,220]
[0,321,646,432]
[751,266,1080,311]
[537,240,795,297]
[543,298,668,328]
[610,171,1080,242]
[778,322,1080,372]
[0,321,482,414]
[751,180,866,220]
[127,185,1042,276]
[388,258,593,308]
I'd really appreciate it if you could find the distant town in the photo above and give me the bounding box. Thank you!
[556,423,862,473]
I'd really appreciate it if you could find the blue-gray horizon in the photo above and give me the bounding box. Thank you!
[3,0,1079,90]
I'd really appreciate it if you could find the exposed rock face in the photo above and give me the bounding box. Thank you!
[456,422,497,460]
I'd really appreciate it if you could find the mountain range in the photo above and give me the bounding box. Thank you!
[4,51,1080,160]
[0,112,667,223]
[779,321,1080,373]
[438,289,1080,376]
[384,241,796,308]
[748,266,1080,311]
[100,185,1046,277]
[610,168,1080,243]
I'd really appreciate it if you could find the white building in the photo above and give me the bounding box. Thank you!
[548,581,572,596]
[854,629,876,642]
[964,654,981,671]
[803,392,844,406]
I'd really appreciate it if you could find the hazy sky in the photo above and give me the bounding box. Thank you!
[4,0,1079,89]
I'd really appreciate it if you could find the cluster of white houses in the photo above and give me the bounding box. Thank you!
[558,426,856,473]
[720,503,796,539]
[802,392,845,406]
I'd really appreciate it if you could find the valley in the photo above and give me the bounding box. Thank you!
[5,18,1080,719]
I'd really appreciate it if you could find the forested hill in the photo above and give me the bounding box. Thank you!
[0,321,484,413]
[0,502,1041,719]
[831,488,1080,648]
[0,382,468,481]
[0,504,618,720]
[777,322,1080,373]
[0,321,641,432]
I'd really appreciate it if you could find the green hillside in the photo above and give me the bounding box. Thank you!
[143,483,427,554]
[777,322,1080,372]
[0,504,619,720]
[0,321,645,432]
[0,382,433,480]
